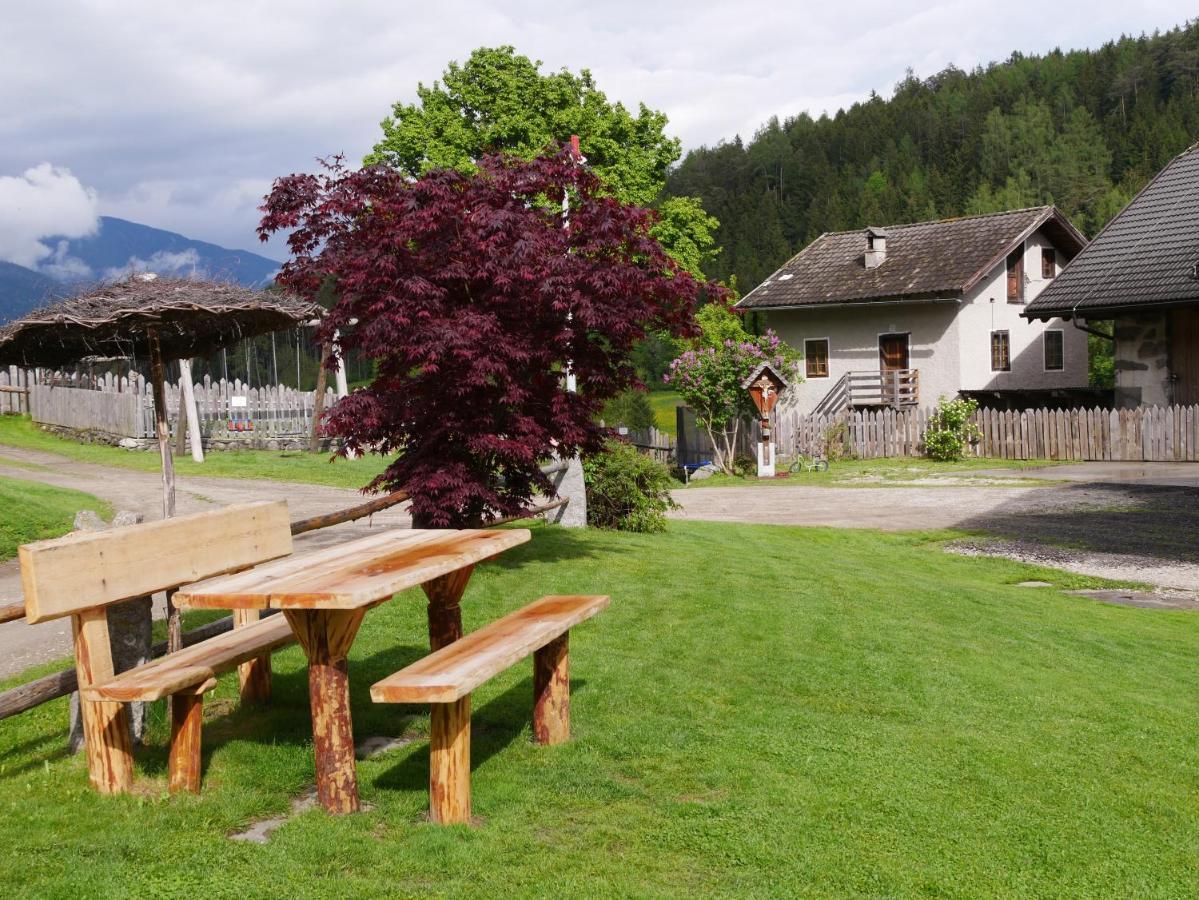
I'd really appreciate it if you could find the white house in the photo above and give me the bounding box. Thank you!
[736,207,1091,415]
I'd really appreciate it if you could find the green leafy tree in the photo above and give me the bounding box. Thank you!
[367,45,718,278]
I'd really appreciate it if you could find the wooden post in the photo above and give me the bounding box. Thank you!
[71,608,134,794]
[179,359,204,463]
[168,692,204,794]
[146,329,176,519]
[429,696,471,824]
[533,632,570,745]
[421,566,474,651]
[233,609,271,703]
[284,608,365,814]
[309,341,331,452]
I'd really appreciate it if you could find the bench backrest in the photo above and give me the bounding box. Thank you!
[19,501,293,624]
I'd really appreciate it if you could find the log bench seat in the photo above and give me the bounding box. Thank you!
[83,612,296,793]
[371,594,610,824]
[18,500,295,796]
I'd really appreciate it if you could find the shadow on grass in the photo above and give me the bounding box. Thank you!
[372,675,590,797]
[959,482,1199,563]
[488,524,629,571]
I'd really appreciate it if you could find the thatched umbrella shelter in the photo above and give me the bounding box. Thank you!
[0,275,321,518]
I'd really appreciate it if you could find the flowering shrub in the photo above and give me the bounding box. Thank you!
[924,396,982,461]
[665,318,801,474]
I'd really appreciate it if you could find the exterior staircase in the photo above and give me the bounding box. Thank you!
[812,369,920,416]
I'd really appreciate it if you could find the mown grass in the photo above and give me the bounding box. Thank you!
[0,475,111,562]
[681,455,1067,488]
[648,389,681,435]
[0,520,1196,896]
[0,416,387,490]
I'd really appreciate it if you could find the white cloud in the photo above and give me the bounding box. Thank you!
[103,248,202,282]
[0,163,98,268]
[0,2,1194,253]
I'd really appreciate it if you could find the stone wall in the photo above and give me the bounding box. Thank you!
[1113,313,1171,408]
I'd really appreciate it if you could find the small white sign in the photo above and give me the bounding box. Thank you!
[618,426,629,435]
[230,395,248,408]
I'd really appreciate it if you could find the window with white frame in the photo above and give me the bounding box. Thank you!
[991,330,1011,372]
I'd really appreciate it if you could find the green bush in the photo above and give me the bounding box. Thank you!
[602,389,655,432]
[583,439,677,532]
[924,396,982,461]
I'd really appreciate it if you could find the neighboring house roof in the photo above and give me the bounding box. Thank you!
[736,206,1086,311]
[1024,142,1199,321]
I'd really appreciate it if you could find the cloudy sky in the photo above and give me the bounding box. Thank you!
[0,0,1194,266]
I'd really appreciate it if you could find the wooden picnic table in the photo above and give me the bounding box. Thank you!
[173,526,531,814]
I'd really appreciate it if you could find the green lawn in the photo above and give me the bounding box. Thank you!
[648,389,681,435]
[0,416,387,490]
[0,475,111,562]
[1,520,1196,895]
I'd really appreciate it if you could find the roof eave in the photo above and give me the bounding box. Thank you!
[1023,296,1199,321]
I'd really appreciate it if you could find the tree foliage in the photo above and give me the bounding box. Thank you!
[665,303,801,474]
[366,46,719,276]
[260,149,710,526]
[667,21,1199,291]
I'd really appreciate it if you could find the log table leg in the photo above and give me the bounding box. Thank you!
[533,632,570,745]
[284,609,366,814]
[421,566,475,651]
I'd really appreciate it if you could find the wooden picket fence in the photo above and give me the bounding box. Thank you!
[6,366,333,442]
[0,366,32,415]
[773,404,1199,462]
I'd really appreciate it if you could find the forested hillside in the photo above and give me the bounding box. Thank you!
[666,21,1199,291]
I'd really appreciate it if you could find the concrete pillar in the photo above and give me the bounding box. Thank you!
[545,455,587,528]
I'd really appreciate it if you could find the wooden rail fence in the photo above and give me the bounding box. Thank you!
[774,404,1199,462]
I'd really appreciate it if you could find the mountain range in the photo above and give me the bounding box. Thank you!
[0,217,281,323]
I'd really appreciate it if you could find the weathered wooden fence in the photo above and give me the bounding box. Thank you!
[0,367,32,415]
[773,404,1199,462]
[29,385,142,438]
[11,366,334,443]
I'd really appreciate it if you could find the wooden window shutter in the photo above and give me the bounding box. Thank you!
[1042,248,1056,279]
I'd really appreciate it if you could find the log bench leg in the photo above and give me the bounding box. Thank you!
[233,609,272,704]
[533,632,570,745]
[169,693,204,794]
[429,695,471,824]
[73,609,134,794]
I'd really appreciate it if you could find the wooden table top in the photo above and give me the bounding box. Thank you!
[173,527,531,611]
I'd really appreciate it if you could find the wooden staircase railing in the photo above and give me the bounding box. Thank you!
[812,369,919,413]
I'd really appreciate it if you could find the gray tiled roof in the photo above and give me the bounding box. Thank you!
[1025,142,1199,319]
[737,206,1085,310]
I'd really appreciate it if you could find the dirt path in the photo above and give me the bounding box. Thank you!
[0,444,410,678]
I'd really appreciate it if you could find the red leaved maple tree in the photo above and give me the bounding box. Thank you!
[259,148,710,526]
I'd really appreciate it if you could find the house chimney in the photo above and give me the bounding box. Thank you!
[864,227,888,269]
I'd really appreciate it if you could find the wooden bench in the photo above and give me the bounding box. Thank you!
[18,501,295,795]
[370,594,609,824]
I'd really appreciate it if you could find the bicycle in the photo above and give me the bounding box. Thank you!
[788,452,829,474]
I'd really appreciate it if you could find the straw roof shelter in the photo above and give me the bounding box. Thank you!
[0,275,319,369]
[0,275,321,519]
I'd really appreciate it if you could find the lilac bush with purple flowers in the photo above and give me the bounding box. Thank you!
[666,304,801,474]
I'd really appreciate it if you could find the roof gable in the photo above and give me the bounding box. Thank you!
[737,206,1085,310]
[1025,142,1199,319]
